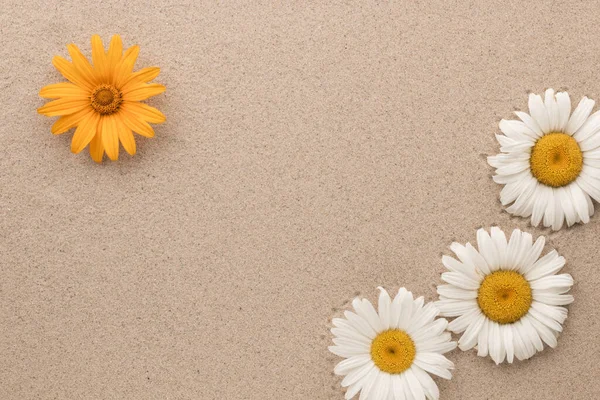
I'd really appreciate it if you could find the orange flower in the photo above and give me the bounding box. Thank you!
[38,35,166,162]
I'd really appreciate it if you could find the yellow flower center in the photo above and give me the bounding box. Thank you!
[477,270,532,324]
[530,133,583,187]
[90,84,122,115]
[370,329,416,374]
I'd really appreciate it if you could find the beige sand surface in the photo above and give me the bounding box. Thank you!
[1,1,600,399]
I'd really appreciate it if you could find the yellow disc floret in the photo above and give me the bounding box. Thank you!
[370,329,416,374]
[90,84,122,115]
[477,270,532,324]
[530,133,583,187]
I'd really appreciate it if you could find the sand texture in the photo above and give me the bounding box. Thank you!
[1,1,599,399]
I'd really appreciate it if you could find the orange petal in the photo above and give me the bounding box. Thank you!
[38,98,90,117]
[113,45,140,88]
[91,35,107,80]
[39,82,89,99]
[116,115,136,156]
[121,67,161,91]
[67,44,99,87]
[121,102,165,124]
[52,56,94,91]
[89,129,104,163]
[101,115,119,160]
[71,112,100,153]
[107,35,123,69]
[122,84,166,101]
[51,106,94,134]
[119,108,155,137]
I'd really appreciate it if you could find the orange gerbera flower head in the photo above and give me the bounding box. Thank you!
[38,34,166,163]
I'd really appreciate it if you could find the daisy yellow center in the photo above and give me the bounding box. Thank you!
[90,84,122,115]
[530,133,583,187]
[477,270,532,324]
[370,330,415,374]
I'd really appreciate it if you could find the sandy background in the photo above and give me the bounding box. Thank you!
[1,1,599,399]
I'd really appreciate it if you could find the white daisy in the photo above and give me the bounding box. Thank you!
[488,89,600,230]
[436,227,574,364]
[329,287,457,400]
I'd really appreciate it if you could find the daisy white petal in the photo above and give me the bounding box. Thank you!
[576,174,600,202]
[447,307,481,333]
[488,153,530,168]
[412,319,448,343]
[329,345,366,358]
[378,287,392,330]
[335,355,372,375]
[565,96,595,135]
[511,323,528,361]
[534,302,568,322]
[555,91,571,131]
[582,164,600,180]
[435,299,478,317]
[520,316,544,352]
[331,327,372,345]
[416,338,457,355]
[372,372,390,400]
[395,289,415,330]
[346,382,364,399]
[477,319,490,357]
[457,312,485,351]
[504,228,523,270]
[353,298,384,333]
[529,274,574,291]
[543,187,556,227]
[441,272,480,290]
[413,354,453,380]
[391,375,406,400]
[532,292,574,306]
[412,366,440,400]
[544,88,560,132]
[568,184,590,223]
[573,110,600,142]
[492,169,529,185]
[404,368,426,400]
[529,93,550,133]
[407,303,439,335]
[500,175,535,206]
[476,228,500,271]
[441,255,480,283]
[448,242,476,268]
[358,368,379,400]
[584,147,600,159]
[531,185,551,226]
[499,119,536,142]
[579,131,600,151]
[552,189,566,231]
[341,361,375,387]
[344,311,377,339]
[488,321,506,364]
[557,186,578,227]
[465,242,491,275]
[490,226,508,268]
[505,179,537,217]
[437,285,477,300]
[523,250,563,280]
[519,236,545,274]
[527,315,558,348]
[502,324,515,363]
[515,111,543,137]
[399,374,414,400]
